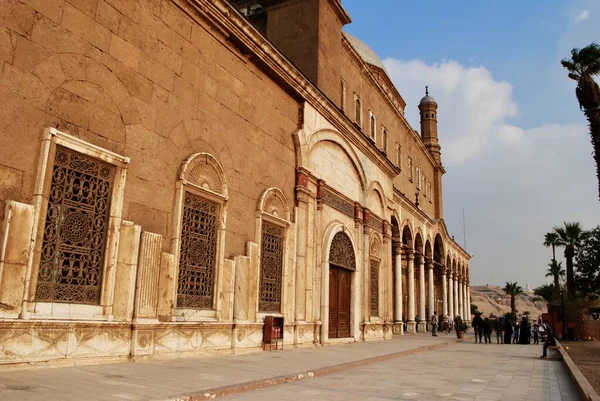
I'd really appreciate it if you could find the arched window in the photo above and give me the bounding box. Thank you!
[369,237,382,317]
[408,157,413,181]
[416,166,421,189]
[354,95,362,126]
[369,112,376,141]
[257,188,290,314]
[341,78,346,112]
[396,143,402,167]
[382,127,388,153]
[173,153,228,311]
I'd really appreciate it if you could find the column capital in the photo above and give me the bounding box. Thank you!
[392,241,403,256]
[426,259,434,269]
[404,247,414,260]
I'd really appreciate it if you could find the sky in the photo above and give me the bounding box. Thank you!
[342,0,600,289]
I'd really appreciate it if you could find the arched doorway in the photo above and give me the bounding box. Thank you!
[328,232,356,339]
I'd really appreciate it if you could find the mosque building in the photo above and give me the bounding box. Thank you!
[0,0,471,367]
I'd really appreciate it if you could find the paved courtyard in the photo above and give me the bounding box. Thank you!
[0,334,581,401]
[221,342,580,401]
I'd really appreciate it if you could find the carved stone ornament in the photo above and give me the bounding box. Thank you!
[329,231,356,271]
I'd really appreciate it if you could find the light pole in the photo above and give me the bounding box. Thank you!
[561,283,567,340]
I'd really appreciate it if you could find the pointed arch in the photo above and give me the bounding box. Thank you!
[179,152,228,198]
[257,187,291,221]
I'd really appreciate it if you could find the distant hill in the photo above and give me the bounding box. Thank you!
[470,285,548,318]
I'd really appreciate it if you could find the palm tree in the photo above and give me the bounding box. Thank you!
[503,282,523,317]
[561,43,600,199]
[545,260,565,297]
[543,232,560,262]
[553,222,587,296]
[534,284,555,303]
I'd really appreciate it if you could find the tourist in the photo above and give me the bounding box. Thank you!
[519,316,530,344]
[483,317,492,344]
[448,315,454,333]
[504,318,513,345]
[533,324,540,345]
[473,313,483,343]
[431,311,439,336]
[443,314,449,336]
[496,317,505,344]
[513,321,520,344]
[540,325,556,358]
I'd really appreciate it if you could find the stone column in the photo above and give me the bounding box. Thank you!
[464,281,469,320]
[393,243,403,332]
[467,284,471,321]
[441,266,448,318]
[456,277,465,320]
[427,260,434,322]
[418,256,426,331]
[453,274,459,319]
[406,249,416,333]
[447,270,454,319]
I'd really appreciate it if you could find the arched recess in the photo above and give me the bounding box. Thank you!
[414,232,424,257]
[306,129,367,189]
[255,188,292,315]
[369,234,383,318]
[321,223,359,343]
[170,152,228,320]
[401,223,413,248]
[366,181,387,219]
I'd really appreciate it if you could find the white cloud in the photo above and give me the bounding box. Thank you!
[382,57,599,288]
[383,59,517,164]
[573,9,590,24]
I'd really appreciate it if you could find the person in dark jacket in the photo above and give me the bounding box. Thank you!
[504,318,513,345]
[483,317,492,344]
[472,314,484,343]
[540,324,556,358]
[519,316,531,344]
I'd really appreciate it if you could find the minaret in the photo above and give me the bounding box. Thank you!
[418,86,441,165]
[419,87,444,219]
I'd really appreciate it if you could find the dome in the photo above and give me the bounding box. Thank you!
[420,95,437,105]
[343,32,387,72]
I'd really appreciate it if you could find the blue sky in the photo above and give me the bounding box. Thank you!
[342,0,600,288]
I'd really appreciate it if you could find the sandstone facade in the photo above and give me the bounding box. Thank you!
[0,0,471,368]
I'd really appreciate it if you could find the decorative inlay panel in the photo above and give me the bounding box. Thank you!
[259,221,284,312]
[364,212,383,232]
[329,232,356,271]
[321,188,354,218]
[370,259,379,316]
[177,192,218,309]
[36,146,114,304]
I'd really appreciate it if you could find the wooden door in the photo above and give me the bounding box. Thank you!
[338,269,351,338]
[329,266,351,339]
[328,268,338,339]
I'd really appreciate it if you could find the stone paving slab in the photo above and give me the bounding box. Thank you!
[219,340,582,401]
[0,334,449,401]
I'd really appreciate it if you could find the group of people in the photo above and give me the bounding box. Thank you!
[470,313,557,357]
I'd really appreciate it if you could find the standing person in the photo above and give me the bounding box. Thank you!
[443,314,449,336]
[533,324,540,345]
[504,317,513,345]
[448,315,454,334]
[520,316,531,344]
[513,321,520,344]
[496,317,505,344]
[473,313,484,343]
[484,317,492,344]
[431,311,439,336]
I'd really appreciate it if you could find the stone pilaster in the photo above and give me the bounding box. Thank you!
[0,201,34,317]
[406,249,416,333]
[453,274,459,319]
[157,252,176,321]
[112,221,141,322]
[134,232,162,320]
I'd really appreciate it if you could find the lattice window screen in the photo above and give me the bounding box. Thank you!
[177,191,218,309]
[370,259,379,316]
[259,221,284,312]
[35,146,114,304]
